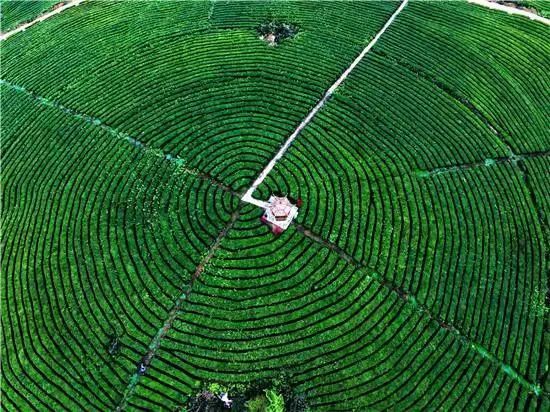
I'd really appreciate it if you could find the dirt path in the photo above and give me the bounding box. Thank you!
[115,210,241,411]
[241,0,409,207]
[468,0,550,25]
[294,222,545,398]
[1,0,84,41]
[2,79,239,198]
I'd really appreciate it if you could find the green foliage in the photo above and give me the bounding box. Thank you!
[530,286,549,318]
[515,0,550,17]
[257,20,299,44]
[245,394,267,412]
[0,0,58,31]
[207,382,227,395]
[265,389,285,412]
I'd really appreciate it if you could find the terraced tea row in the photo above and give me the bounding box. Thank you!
[0,0,57,32]
[1,84,238,410]
[377,0,549,154]
[251,0,548,404]
[261,137,546,376]
[1,0,398,191]
[128,205,541,410]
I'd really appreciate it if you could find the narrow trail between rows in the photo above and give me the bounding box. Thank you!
[468,0,550,25]
[115,210,241,411]
[241,0,410,208]
[293,223,546,399]
[0,0,84,41]
[1,79,239,198]
[417,150,550,177]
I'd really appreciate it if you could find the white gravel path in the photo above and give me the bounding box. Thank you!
[1,0,84,41]
[241,0,409,207]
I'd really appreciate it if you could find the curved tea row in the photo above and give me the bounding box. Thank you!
[1,85,236,410]
[0,0,57,32]
[133,2,547,409]
[1,0,398,192]
[129,206,537,410]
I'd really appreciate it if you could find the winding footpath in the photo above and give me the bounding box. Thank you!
[0,0,84,41]
[468,0,550,25]
[241,0,410,207]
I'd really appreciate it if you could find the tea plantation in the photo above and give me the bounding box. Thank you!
[519,1,550,18]
[1,1,548,411]
[0,0,58,31]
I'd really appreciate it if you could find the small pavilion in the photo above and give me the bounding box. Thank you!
[261,195,299,234]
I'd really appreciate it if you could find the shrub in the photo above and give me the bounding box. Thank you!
[257,20,299,44]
